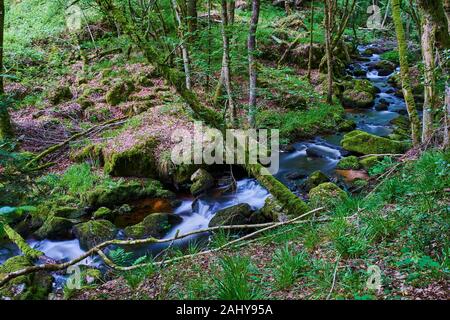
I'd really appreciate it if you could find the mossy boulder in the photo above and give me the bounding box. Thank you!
[305,170,329,191]
[70,143,104,164]
[337,156,361,170]
[73,220,118,250]
[48,85,72,105]
[308,182,347,209]
[372,60,396,76]
[103,137,158,177]
[190,169,214,196]
[354,79,379,96]
[337,119,357,132]
[342,89,374,108]
[208,203,254,227]
[85,179,173,209]
[105,80,135,106]
[34,215,74,240]
[0,256,53,300]
[93,207,114,220]
[341,130,408,155]
[261,196,289,222]
[124,213,182,239]
[359,156,380,170]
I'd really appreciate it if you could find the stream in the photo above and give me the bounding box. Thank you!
[0,44,408,288]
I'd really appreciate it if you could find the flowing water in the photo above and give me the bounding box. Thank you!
[0,45,408,285]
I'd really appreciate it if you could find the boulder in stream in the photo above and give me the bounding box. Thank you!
[308,182,347,210]
[337,156,361,170]
[73,220,118,250]
[208,203,254,227]
[124,212,182,239]
[341,130,408,155]
[304,170,330,191]
[190,168,214,196]
[34,215,74,240]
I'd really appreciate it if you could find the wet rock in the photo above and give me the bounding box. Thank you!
[359,156,380,171]
[73,220,118,250]
[337,119,357,132]
[341,130,408,155]
[336,156,360,170]
[208,203,254,227]
[261,196,289,222]
[0,256,53,300]
[342,89,374,108]
[93,207,114,220]
[371,60,396,76]
[285,171,306,181]
[305,170,329,191]
[34,215,74,240]
[375,98,389,111]
[124,213,182,239]
[308,182,347,209]
[335,169,369,183]
[190,169,214,196]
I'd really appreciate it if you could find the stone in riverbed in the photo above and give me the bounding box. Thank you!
[190,169,214,196]
[336,156,361,170]
[308,182,347,210]
[208,203,254,227]
[261,196,289,222]
[342,89,374,109]
[93,207,114,220]
[359,156,380,170]
[124,213,182,239]
[34,215,74,240]
[73,220,118,250]
[0,256,53,300]
[304,170,329,191]
[341,130,408,155]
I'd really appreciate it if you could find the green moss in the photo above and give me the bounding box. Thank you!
[124,213,182,239]
[73,220,118,250]
[341,130,408,155]
[34,215,74,240]
[70,144,104,164]
[0,256,53,300]
[85,179,173,208]
[342,89,374,109]
[105,80,135,106]
[190,169,214,196]
[103,137,158,177]
[359,156,380,170]
[93,207,113,220]
[305,171,329,191]
[308,182,347,209]
[208,204,253,227]
[337,156,361,170]
[48,84,72,105]
[354,79,378,96]
[260,196,289,222]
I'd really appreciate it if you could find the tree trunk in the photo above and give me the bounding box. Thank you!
[0,0,12,140]
[391,0,421,146]
[248,0,260,128]
[227,0,236,24]
[324,0,333,104]
[172,0,192,90]
[307,0,314,82]
[186,0,198,35]
[220,0,235,125]
[418,1,437,142]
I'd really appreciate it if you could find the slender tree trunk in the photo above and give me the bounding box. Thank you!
[227,0,236,24]
[324,0,333,104]
[307,0,314,82]
[172,0,192,90]
[0,0,13,140]
[186,0,198,35]
[285,0,292,15]
[248,0,260,128]
[444,83,450,148]
[391,0,421,146]
[220,0,235,124]
[418,2,437,142]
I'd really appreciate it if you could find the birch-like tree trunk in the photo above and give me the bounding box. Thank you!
[391,0,421,146]
[324,0,333,104]
[0,0,13,140]
[248,0,260,127]
[172,0,192,90]
[220,0,235,124]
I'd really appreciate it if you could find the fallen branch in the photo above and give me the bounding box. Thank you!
[25,116,128,168]
[3,224,43,260]
[0,207,324,285]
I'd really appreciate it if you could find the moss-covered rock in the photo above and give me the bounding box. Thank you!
[48,85,72,105]
[337,156,361,170]
[305,170,329,191]
[190,169,214,196]
[34,215,74,240]
[342,89,374,109]
[0,256,53,300]
[85,179,173,209]
[105,80,135,106]
[208,203,254,227]
[354,79,379,96]
[73,220,117,250]
[372,60,396,76]
[308,182,347,209]
[261,196,289,222]
[359,156,380,170]
[70,143,104,164]
[103,137,158,177]
[124,213,182,239]
[93,207,114,220]
[337,119,357,132]
[341,130,408,155]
